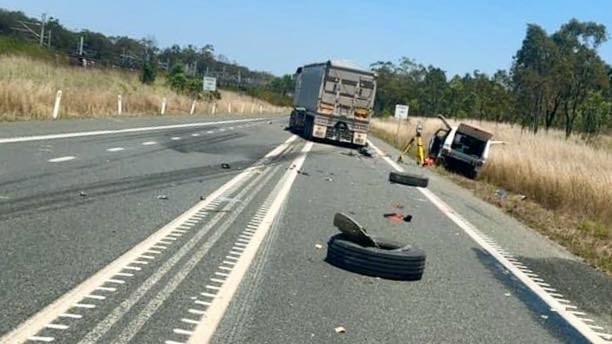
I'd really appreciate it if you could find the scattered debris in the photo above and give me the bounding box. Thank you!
[504,292,511,297]
[221,163,231,169]
[200,196,206,201]
[268,120,273,124]
[383,212,412,223]
[297,170,310,176]
[334,326,346,334]
[518,194,528,201]
[157,194,169,200]
[79,191,88,197]
[540,315,549,320]
[495,189,508,200]
[325,177,333,182]
[358,147,373,157]
[315,243,323,249]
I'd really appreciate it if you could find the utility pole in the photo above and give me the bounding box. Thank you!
[39,13,46,46]
[47,30,52,48]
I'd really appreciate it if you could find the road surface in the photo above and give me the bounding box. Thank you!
[0,114,610,344]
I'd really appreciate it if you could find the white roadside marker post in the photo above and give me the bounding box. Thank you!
[259,104,263,114]
[240,103,245,113]
[161,98,167,115]
[212,103,216,115]
[190,100,197,115]
[228,103,232,113]
[117,95,122,115]
[251,104,255,113]
[52,90,62,119]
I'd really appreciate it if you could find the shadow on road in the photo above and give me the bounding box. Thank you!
[472,247,590,344]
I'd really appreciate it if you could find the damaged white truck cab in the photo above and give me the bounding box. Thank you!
[428,115,493,179]
[289,60,377,147]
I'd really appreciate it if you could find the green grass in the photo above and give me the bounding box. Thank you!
[0,36,61,62]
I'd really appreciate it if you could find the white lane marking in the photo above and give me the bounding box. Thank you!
[142,141,157,146]
[147,249,163,254]
[194,300,211,306]
[132,260,149,265]
[165,341,185,344]
[367,139,610,344]
[222,260,236,265]
[124,266,142,271]
[0,118,264,144]
[106,279,125,284]
[206,130,214,134]
[218,266,232,271]
[171,137,181,141]
[205,285,221,291]
[95,287,116,292]
[210,278,225,284]
[27,336,54,342]
[219,128,226,132]
[214,272,229,277]
[181,318,200,325]
[152,245,168,250]
[84,295,106,300]
[188,309,205,315]
[200,292,217,298]
[44,324,69,330]
[115,272,134,277]
[74,304,95,309]
[174,329,194,336]
[72,139,296,344]
[106,147,125,152]
[59,313,82,319]
[140,255,156,260]
[192,133,200,137]
[187,142,313,344]
[48,156,76,163]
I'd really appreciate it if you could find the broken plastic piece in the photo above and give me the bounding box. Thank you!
[157,194,169,200]
[315,243,323,249]
[221,163,231,169]
[335,326,346,334]
[79,191,88,197]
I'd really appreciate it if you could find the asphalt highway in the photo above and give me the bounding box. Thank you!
[0,114,610,344]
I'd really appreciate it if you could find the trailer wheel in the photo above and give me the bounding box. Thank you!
[303,115,313,139]
[326,234,426,281]
[389,171,429,187]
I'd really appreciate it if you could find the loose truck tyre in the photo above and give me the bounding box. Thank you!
[326,234,426,281]
[389,171,429,187]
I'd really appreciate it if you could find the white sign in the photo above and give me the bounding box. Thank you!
[394,104,409,119]
[203,76,217,92]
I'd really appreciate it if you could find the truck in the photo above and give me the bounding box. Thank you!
[289,60,377,146]
[427,115,493,179]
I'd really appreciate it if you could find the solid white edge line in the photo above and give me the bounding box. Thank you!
[367,139,609,344]
[187,141,313,344]
[0,135,298,344]
[0,118,265,144]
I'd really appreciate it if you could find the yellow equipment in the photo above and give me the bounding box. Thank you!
[397,123,425,165]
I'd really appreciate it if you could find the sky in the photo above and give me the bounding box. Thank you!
[1,0,611,76]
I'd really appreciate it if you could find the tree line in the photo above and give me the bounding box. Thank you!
[371,19,612,138]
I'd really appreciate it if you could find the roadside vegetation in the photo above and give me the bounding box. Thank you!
[372,117,612,274]
[0,56,285,121]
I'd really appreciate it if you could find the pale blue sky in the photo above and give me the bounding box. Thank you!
[1,1,611,76]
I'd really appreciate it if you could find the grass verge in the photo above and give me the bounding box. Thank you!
[371,117,612,275]
[0,55,288,121]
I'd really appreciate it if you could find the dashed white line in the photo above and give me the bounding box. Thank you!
[95,287,116,292]
[116,272,134,277]
[44,324,69,330]
[59,313,82,319]
[188,309,205,315]
[171,137,182,141]
[48,156,76,163]
[142,141,157,146]
[218,266,232,271]
[106,147,125,152]
[191,133,200,137]
[214,272,229,277]
[195,300,211,306]
[74,303,96,309]
[124,266,142,271]
[206,130,214,134]
[107,279,126,284]
[28,336,54,342]
[84,295,106,300]
[200,292,217,298]
[140,255,156,260]
[173,329,194,336]
[205,285,221,291]
[181,318,200,325]
[210,278,225,284]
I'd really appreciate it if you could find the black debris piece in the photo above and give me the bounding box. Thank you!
[157,194,169,200]
[221,163,231,169]
[79,191,88,197]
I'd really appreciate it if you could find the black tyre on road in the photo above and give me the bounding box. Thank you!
[389,171,429,188]
[326,234,426,281]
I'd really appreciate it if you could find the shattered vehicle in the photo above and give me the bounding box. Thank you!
[428,115,493,179]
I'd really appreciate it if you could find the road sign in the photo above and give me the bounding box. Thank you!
[203,76,217,92]
[394,104,409,119]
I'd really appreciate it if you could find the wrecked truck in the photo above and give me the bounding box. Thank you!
[289,60,377,146]
[427,115,493,179]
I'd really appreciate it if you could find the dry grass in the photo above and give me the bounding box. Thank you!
[371,117,612,273]
[0,56,288,121]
